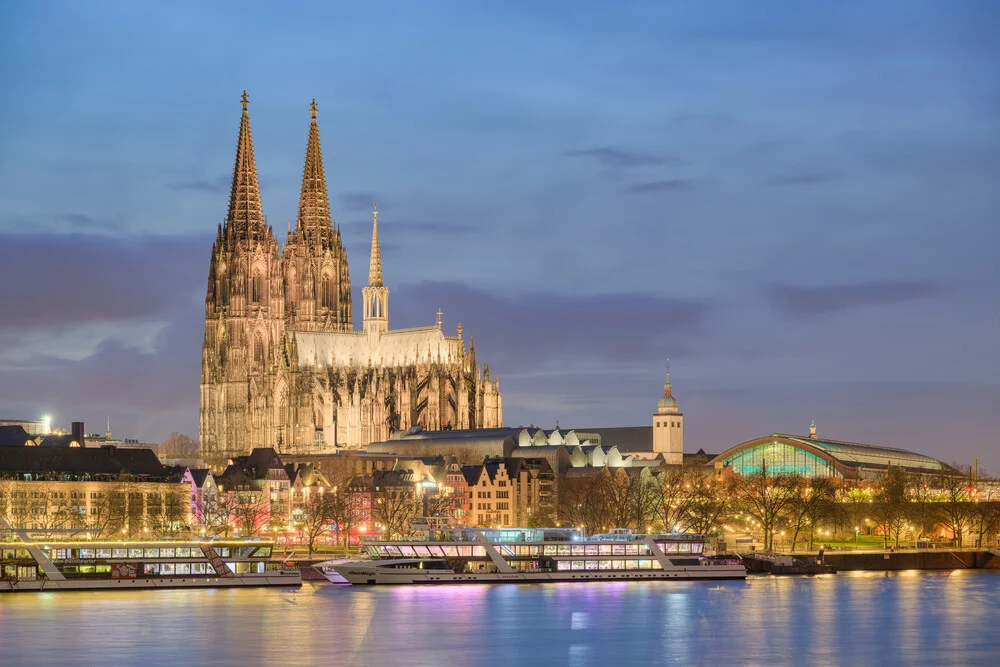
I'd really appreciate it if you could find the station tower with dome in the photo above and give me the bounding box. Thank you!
[652,360,683,464]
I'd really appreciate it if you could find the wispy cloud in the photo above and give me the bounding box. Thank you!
[57,213,122,231]
[388,281,710,372]
[765,281,936,319]
[565,146,677,168]
[624,179,692,195]
[338,191,382,212]
[766,170,840,187]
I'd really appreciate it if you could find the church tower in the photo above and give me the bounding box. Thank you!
[362,205,389,335]
[200,91,284,462]
[652,360,683,465]
[282,100,352,332]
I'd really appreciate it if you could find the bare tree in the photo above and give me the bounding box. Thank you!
[0,480,32,530]
[907,480,941,541]
[659,461,705,532]
[969,476,1000,548]
[298,490,337,557]
[558,470,611,535]
[159,432,199,459]
[871,466,912,548]
[158,489,190,536]
[34,486,75,532]
[370,484,420,538]
[733,465,802,551]
[785,477,837,552]
[227,489,270,537]
[936,469,975,548]
[680,477,735,538]
[201,492,234,537]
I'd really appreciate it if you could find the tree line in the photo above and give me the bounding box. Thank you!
[557,460,1000,551]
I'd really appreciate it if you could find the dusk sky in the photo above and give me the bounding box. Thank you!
[0,1,997,468]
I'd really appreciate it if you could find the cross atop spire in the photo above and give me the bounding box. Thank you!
[436,308,443,326]
[663,357,673,397]
[225,90,265,239]
[295,98,334,243]
[368,204,383,286]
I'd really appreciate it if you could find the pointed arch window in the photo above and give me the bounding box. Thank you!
[286,268,297,305]
[321,273,335,309]
[253,334,265,366]
[251,271,264,304]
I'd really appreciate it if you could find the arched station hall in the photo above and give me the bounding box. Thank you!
[709,425,956,480]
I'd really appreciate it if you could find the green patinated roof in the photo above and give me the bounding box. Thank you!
[772,434,951,472]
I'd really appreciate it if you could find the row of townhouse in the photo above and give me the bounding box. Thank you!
[201,448,331,534]
[0,442,331,539]
[335,454,557,535]
[0,444,192,536]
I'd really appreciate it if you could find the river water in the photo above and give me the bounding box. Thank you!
[1,571,997,666]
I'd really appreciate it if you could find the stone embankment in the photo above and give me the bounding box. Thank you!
[819,549,1000,571]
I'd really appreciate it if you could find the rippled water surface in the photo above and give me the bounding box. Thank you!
[2,572,998,666]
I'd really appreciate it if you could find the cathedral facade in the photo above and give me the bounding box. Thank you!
[200,94,502,460]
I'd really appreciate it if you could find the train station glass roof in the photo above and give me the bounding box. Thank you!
[710,433,954,479]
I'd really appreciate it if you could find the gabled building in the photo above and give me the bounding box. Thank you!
[505,457,556,526]
[463,460,515,528]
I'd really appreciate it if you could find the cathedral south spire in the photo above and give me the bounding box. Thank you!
[362,204,389,334]
[295,99,333,243]
[225,90,266,239]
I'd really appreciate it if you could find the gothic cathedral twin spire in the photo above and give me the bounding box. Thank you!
[209,90,386,331]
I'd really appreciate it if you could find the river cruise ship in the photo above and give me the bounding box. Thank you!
[1,538,301,592]
[324,528,746,585]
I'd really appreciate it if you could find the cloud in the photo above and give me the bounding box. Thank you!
[623,179,693,195]
[564,146,676,168]
[765,281,936,319]
[0,232,209,441]
[0,232,210,333]
[338,191,382,212]
[385,281,711,372]
[765,170,840,187]
[58,213,123,232]
[166,174,231,194]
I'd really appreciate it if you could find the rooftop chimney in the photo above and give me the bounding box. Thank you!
[71,421,85,447]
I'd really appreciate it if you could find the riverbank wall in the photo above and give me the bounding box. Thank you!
[804,550,1000,571]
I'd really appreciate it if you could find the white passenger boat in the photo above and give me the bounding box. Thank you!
[1,538,301,592]
[322,528,745,585]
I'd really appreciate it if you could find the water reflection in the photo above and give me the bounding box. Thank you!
[0,573,998,666]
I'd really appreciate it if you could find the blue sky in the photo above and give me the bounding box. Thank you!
[0,1,997,468]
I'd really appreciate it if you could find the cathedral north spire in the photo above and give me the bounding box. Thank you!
[225,90,266,239]
[295,98,334,242]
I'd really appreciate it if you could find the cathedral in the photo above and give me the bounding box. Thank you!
[199,93,503,460]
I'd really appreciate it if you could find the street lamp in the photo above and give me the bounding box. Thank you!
[855,526,860,548]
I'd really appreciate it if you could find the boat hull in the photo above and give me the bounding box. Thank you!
[327,563,746,586]
[2,572,301,592]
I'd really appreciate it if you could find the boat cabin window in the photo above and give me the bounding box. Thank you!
[381,560,450,570]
